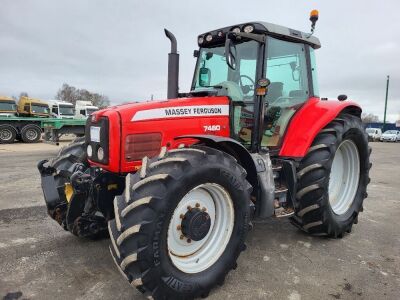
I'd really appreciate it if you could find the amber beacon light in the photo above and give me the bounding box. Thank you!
[309,9,319,34]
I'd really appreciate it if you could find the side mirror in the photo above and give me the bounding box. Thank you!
[225,37,237,70]
[199,67,211,87]
[338,94,348,101]
[290,61,300,81]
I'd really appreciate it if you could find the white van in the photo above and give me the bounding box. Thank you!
[366,128,382,142]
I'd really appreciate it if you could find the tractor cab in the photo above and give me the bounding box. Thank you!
[191,21,321,151]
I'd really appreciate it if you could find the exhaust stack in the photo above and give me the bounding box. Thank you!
[164,29,179,99]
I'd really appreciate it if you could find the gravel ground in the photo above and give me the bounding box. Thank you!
[0,141,399,300]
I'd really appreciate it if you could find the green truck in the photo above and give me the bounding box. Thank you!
[0,116,86,144]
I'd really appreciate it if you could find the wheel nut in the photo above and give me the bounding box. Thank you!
[195,203,200,208]
[177,225,181,231]
[180,214,184,219]
[187,205,192,210]
[202,207,207,212]
[187,238,191,243]
[180,235,184,240]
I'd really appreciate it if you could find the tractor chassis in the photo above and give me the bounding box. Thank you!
[38,146,298,238]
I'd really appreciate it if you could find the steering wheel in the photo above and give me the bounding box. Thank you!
[239,75,255,96]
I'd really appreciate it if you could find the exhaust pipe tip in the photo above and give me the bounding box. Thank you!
[164,29,179,99]
[164,29,177,54]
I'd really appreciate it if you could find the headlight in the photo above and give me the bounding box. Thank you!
[232,27,241,33]
[198,36,204,44]
[243,24,254,33]
[87,145,93,157]
[205,34,213,42]
[97,147,104,161]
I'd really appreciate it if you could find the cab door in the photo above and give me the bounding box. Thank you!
[261,36,316,148]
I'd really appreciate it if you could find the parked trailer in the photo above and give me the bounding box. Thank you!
[0,116,86,144]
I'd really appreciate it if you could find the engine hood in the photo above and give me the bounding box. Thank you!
[93,96,230,124]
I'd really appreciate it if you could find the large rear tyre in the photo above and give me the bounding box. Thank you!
[291,113,371,238]
[0,125,16,144]
[108,146,252,299]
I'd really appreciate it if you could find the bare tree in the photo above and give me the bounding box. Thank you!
[361,113,380,123]
[55,83,110,108]
[55,83,79,105]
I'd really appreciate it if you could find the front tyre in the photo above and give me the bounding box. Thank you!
[291,113,371,238]
[108,146,252,299]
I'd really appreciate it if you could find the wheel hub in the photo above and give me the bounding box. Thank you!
[1,129,11,140]
[181,208,211,241]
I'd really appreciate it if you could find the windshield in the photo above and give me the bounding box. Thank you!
[31,104,49,114]
[59,105,74,115]
[384,130,397,134]
[193,40,259,148]
[0,102,16,111]
[193,41,258,98]
[86,108,98,115]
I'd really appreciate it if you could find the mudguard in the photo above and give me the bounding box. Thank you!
[176,135,257,187]
[176,135,276,218]
[279,97,362,158]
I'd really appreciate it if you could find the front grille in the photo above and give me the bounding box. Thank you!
[85,117,110,164]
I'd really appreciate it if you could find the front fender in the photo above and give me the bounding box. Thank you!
[279,97,362,158]
[175,135,258,190]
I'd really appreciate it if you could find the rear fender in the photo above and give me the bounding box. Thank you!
[279,98,362,158]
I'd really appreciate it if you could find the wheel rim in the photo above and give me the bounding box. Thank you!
[328,139,360,215]
[0,129,12,141]
[167,183,234,273]
[26,129,38,140]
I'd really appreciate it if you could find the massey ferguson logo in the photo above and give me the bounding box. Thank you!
[131,105,229,121]
[165,107,222,116]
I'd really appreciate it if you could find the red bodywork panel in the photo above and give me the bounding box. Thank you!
[89,97,231,173]
[89,96,361,173]
[279,97,361,158]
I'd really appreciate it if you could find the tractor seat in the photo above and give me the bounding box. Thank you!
[289,90,306,98]
[266,82,283,103]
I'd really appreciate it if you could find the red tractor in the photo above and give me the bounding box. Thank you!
[38,11,370,300]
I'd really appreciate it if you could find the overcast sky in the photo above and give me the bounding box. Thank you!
[1,0,399,121]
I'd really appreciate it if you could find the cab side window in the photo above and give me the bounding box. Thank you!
[262,37,310,148]
[265,37,309,104]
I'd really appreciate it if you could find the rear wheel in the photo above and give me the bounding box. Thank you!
[0,125,16,144]
[21,124,41,143]
[108,146,251,299]
[291,113,371,237]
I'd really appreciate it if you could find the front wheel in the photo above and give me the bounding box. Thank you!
[108,146,252,299]
[291,113,371,238]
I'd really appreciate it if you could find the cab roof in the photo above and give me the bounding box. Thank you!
[198,21,321,49]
